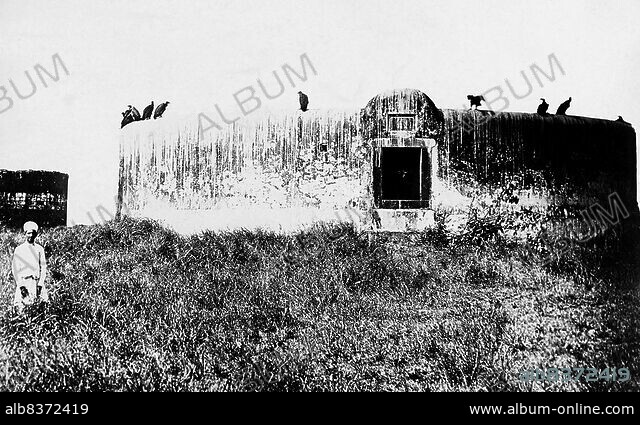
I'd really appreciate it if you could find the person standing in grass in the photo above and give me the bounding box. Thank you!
[11,221,49,313]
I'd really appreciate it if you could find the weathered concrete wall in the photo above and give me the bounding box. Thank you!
[437,109,638,217]
[118,111,373,231]
[118,89,637,233]
[361,88,444,141]
[0,169,68,229]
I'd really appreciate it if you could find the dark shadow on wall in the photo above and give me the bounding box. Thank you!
[440,110,638,213]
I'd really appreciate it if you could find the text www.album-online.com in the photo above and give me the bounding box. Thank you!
[469,403,634,415]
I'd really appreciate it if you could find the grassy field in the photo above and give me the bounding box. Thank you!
[0,216,639,391]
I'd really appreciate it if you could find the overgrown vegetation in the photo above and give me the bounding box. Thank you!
[0,215,638,391]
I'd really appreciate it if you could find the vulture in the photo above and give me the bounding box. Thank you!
[555,97,571,115]
[121,105,140,128]
[536,98,549,115]
[154,101,170,119]
[616,116,630,125]
[142,101,155,120]
[298,91,309,112]
[130,105,141,121]
[121,112,133,128]
[467,95,484,109]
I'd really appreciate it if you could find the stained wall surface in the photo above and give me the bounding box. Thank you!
[439,109,637,215]
[118,90,637,232]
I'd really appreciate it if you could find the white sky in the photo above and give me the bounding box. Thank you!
[1,0,639,224]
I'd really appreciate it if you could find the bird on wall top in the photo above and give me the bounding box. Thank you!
[616,115,630,125]
[467,95,484,110]
[130,105,141,121]
[121,104,141,128]
[298,91,309,112]
[142,101,155,120]
[120,111,131,128]
[154,101,170,119]
[555,97,571,115]
[537,98,549,116]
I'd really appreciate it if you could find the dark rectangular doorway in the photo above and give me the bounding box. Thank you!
[374,147,430,209]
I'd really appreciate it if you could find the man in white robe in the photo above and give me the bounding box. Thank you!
[12,221,49,313]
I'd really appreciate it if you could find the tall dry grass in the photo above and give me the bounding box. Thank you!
[0,216,638,391]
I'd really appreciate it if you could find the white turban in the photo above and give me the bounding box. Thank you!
[23,221,38,232]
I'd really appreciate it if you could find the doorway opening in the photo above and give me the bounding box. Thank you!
[373,147,431,209]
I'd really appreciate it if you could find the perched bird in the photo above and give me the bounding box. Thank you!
[298,91,309,112]
[121,107,131,128]
[616,116,630,125]
[121,105,140,128]
[536,98,549,115]
[153,101,170,119]
[467,95,484,110]
[121,112,132,128]
[555,97,571,115]
[130,105,141,121]
[142,101,155,120]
